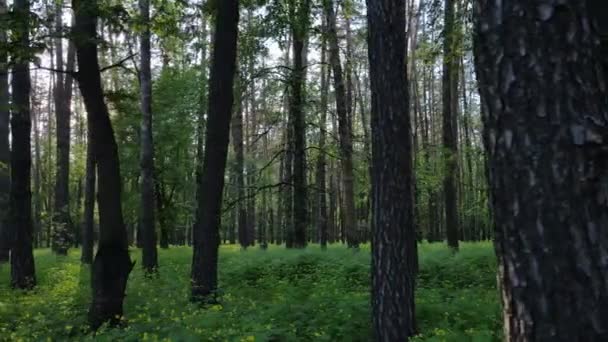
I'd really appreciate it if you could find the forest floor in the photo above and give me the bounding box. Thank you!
[0,243,500,341]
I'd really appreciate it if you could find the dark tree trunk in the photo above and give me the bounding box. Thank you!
[283,112,294,248]
[289,0,310,249]
[473,1,608,340]
[325,0,358,248]
[72,0,133,328]
[10,0,37,289]
[139,0,158,273]
[367,0,416,339]
[81,124,95,264]
[328,171,337,243]
[0,0,10,263]
[191,0,239,301]
[316,16,329,249]
[442,0,460,251]
[231,102,248,248]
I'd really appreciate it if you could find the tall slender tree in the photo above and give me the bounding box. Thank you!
[232,98,247,248]
[72,0,134,328]
[139,0,158,273]
[191,0,239,301]
[325,0,358,248]
[10,0,36,289]
[288,0,310,249]
[315,13,329,249]
[53,0,75,255]
[367,0,416,339]
[474,0,608,339]
[0,0,10,263]
[442,0,460,251]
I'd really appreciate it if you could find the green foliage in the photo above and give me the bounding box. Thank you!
[108,66,201,230]
[0,243,501,341]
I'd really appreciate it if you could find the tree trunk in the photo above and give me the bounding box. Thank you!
[10,0,36,290]
[191,0,239,301]
[316,15,329,249]
[53,0,75,255]
[0,0,10,263]
[154,180,169,249]
[367,0,416,339]
[474,1,608,340]
[289,0,310,249]
[325,0,358,248]
[442,0,460,251]
[139,0,158,274]
[283,105,294,248]
[231,104,247,248]
[73,0,134,328]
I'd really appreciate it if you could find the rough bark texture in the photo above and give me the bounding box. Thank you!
[367,0,416,339]
[9,0,36,289]
[473,1,608,340]
[442,0,460,251]
[0,0,10,263]
[53,0,75,255]
[289,0,310,249]
[325,0,358,248]
[139,0,158,273]
[191,0,239,301]
[73,0,133,328]
[10,0,37,290]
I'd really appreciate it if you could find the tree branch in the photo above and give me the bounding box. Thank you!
[99,53,137,74]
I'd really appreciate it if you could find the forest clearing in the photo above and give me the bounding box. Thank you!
[1,0,608,340]
[0,244,500,341]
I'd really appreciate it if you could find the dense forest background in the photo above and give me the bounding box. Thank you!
[2,0,489,251]
[1,0,607,340]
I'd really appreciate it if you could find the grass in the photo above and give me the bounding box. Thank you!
[0,243,501,341]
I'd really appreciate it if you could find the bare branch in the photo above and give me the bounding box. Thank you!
[99,53,137,74]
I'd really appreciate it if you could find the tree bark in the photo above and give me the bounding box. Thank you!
[139,0,158,274]
[442,0,460,251]
[289,0,310,249]
[72,0,134,328]
[0,0,10,263]
[473,1,608,340]
[10,0,37,290]
[367,0,416,339]
[191,0,239,301]
[325,0,358,248]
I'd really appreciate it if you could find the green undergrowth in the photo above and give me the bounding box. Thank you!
[0,242,500,341]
